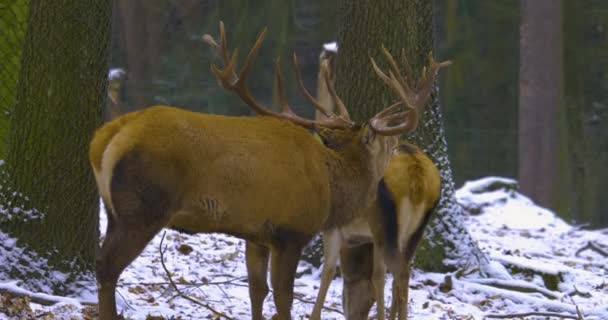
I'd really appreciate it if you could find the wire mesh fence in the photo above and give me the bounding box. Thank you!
[0,1,113,285]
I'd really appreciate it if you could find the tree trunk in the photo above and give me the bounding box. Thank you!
[335,1,488,318]
[0,0,112,294]
[561,1,607,227]
[0,0,29,159]
[518,0,563,212]
[116,0,166,109]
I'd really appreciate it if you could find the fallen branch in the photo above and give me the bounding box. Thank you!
[159,232,234,320]
[464,278,562,300]
[566,285,592,298]
[569,296,586,320]
[575,241,608,257]
[493,255,565,291]
[485,311,582,319]
[576,305,585,320]
[0,283,96,307]
[451,277,588,316]
[120,276,248,287]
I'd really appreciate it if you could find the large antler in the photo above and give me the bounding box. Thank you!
[369,47,452,135]
[202,22,353,129]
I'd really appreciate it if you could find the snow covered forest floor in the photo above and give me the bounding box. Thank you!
[1,177,607,319]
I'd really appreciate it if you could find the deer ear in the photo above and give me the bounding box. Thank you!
[361,125,376,145]
[314,127,337,148]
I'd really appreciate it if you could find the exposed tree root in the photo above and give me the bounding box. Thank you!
[485,310,583,319]
[575,241,608,257]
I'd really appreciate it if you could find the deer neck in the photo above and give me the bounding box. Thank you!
[323,149,378,230]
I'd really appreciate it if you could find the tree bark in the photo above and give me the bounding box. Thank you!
[335,1,488,318]
[0,0,112,294]
[0,0,29,159]
[561,1,606,226]
[518,0,563,212]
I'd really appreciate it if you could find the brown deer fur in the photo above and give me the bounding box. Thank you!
[91,22,448,320]
[91,105,400,320]
[310,141,440,320]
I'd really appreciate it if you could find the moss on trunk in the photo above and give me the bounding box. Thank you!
[0,0,112,293]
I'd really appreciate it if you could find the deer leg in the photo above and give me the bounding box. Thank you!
[386,262,410,320]
[97,215,165,320]
[246,241,270,320]
[98,151,170,320]
[340,243,375,320]
[371,245,387,320]
[269,236,308,320]
[393,206,432,320]
[384,251,404,320]
[398,268,411,320]
[388,279,398,320]
[310,230,341,320]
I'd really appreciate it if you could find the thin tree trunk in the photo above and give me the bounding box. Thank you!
[562,5,586,223]
[518,0,563,212]
[116,0,166,109]
[0,0,112,294]
[562,1,603,226]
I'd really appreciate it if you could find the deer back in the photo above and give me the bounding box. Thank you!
[376,141,441,256]
[90,105,337,240]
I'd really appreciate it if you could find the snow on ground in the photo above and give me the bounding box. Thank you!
[1,176,607,319]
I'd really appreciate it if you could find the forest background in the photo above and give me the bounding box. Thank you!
[107,0,607,228]
[2,0,606,229]
[0,1,607,318]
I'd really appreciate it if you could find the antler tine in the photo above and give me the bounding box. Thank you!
[203,21,354,129]
[408,52,452,114]
[370,109,419,136]
[369,48,451,136]
[237,27,268,86]
[371,57,419,116]
[293,54,353,126]
[293,54,332,118]
[381,46,409,92]
[219,22,230,65]
[204,22,278,116]
[274,57,293,115]
[295,54,353,123]
[370,57,392,88]
[203,21,236,82]
[417,52,452,91]
[373,101,404,119]
[320,61,352,122]
[400,48,414,82]
[370,57,415,108]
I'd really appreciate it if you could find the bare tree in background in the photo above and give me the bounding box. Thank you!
[518,0,564,212]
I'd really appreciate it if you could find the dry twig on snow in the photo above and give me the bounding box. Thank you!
[159,232,235,320]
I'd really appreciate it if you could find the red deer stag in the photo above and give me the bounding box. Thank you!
[310,48,448,320]
[91,22,445,320]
